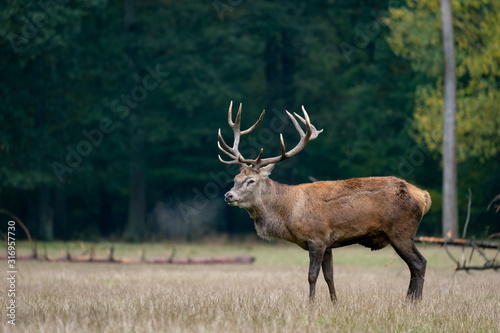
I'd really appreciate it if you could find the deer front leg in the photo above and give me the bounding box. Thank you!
[308,244,325,303]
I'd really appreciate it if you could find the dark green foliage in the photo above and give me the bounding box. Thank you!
[0,0,497,240]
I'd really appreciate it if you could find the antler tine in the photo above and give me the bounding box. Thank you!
[219,101,243,165]
[286,110,305,137]
[217,140,237,160]
[293,106,311,127]
[218,128,232,153]
[295,106,324,140]
[279,134,287,156]
[228,101,241,128]
[241,110,265,135]
[239,148,264,166]
[218,154,241,165]
[234,103,242,130]
[224,102,243,151]
[302,105,311,125]
[228,101,234,126]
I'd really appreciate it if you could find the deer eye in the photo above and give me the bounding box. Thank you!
[247,179,255,186]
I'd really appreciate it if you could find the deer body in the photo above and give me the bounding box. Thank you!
[238,173,430,250]
[219,102,431,302]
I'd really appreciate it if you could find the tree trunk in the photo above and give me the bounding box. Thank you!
[34,56,54,241]
[50,57,67,240]
[98,189,113,236]
[125,113,146,242]
[123,0,146,242]
[440,0,458,240]
[54,184,67,239]
[38,186,54,241]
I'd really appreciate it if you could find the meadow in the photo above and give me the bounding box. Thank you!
[1,241,499,332]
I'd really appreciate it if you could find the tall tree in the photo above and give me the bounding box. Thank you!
[440,0,458,239]
[386,0,500,162]
[386,0,500,236]
[123,0,145,242]
[0,2,88,240]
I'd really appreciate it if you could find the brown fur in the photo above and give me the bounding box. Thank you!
[225,166,431,302]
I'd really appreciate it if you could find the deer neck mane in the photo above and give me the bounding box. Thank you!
[245,178,292,241]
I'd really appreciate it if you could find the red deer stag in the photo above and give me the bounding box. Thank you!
[218,102,431,302]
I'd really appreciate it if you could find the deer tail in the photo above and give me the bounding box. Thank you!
[421,190,432,216]
[410,187,431,219]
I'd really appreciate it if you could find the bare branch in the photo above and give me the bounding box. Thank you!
[462,188,472,239]
[487,194,500,213]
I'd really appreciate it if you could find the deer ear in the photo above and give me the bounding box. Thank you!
[259,164,275,178]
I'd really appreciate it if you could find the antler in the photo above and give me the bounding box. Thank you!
[218,102,323,169]
[248,105,323,169]
[218,101,265,166]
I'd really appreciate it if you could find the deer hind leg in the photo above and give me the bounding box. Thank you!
[321,248,337,303]
[391,239,427,301]
[308,244,325,303]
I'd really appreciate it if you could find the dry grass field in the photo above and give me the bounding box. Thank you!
[2,241,499,332]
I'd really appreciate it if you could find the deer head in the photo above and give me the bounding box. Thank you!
[218,101,323,208]
[221,164,274,208]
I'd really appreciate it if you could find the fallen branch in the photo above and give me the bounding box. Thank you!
[0,242,255,265]
[455,263,500,271]
[415,235,499,272]
[415,236,499,249]
[1,209,37,258]
[0,253,255,264]
[0,254,255,265]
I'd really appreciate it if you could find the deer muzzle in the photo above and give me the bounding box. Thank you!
[224,191,237,205]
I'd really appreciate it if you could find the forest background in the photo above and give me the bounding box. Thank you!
[1,0,499,241]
